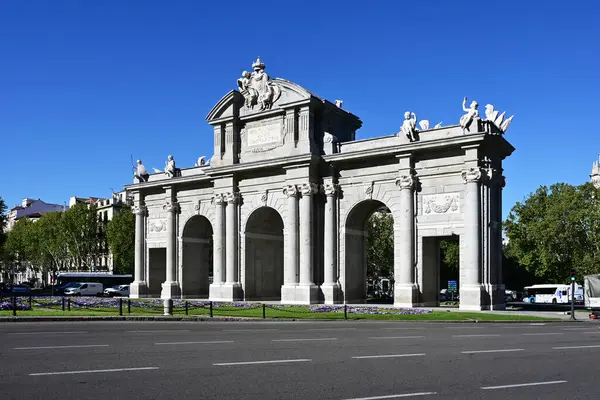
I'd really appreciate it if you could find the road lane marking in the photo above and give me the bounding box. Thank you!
[553,345,600,350]
[528,323,546,326]
[126,330,190,333]
[444,326,485,329]
[307,328,357,331]
[462,349,524,354]
[352,353,426,359]
[521,332,563,336]
[452,334,501,338]
[272,338,337,342]
[155,340,234,345]
[368,336,424,340]
[15,345,109,350]
[341,392,437,399]
[213,359,311,366]
[582,331,600,334]
[29,367,159,376]
[562,327,597,331]
[481,380,566,390]
[7,331,89,335]
[382,327,425,330]
[221,329,280,332]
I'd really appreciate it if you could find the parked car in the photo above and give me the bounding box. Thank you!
[64,282,104,296]
[104,285,130,297]
[11,284,31,294]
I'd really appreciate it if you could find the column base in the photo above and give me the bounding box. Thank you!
[394,283,419,308]
[321,283,342,305]
[209,283,243,302]
[130,281,148,298]
[161,281,181,299]
[280,284,319,305]
[459,284,489,311]
[485,284,506,310]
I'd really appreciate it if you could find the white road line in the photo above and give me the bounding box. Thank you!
[382,327,425,330]
[341,392,437,400]
[272,338,338,342]
[481,380,566,390]
[452,334,501,338]
[29,367,159,376]
[126,330,190,333]
[213,359,311,366]
[444,326,485,329]
[562,327,596,331]
[521,332,563,336]
[553,345,600,350]
[368,336,425,340]
[528,323,547,326]
[582,331,600,334]
[462,349,524,354]
[15,344,109,350]
[307,328,357,331]
[352,353,426,359]
[155,340,234,345]
[7,331,88,335]
[221,329,280,332]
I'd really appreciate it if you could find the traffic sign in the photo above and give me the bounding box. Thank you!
[448,280,457,291]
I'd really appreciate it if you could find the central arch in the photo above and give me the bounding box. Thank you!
[244,207,284,300]
[344,199,395,304]
[181,215,213,298]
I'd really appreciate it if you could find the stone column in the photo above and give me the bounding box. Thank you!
[297,183,318,303]
[460,167,484,310]
[209,194,226,300]
[281,185,299,303]
[222,191,242,300]
[322,183,341,304]
[394,174,418,307]
[130,205,147,298]
[161,200,181,299]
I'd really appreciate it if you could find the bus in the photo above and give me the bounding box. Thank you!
[523,284,583,304]
[55,273,133,291]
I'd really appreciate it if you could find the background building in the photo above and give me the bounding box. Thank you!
[4,198,65,233]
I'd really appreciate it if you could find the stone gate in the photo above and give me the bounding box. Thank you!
[126,57,515,310]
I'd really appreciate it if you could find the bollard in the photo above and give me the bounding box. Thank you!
[128,299,131,314]
[12,296,17,317]
[185,301,189,316]
[209,301,213,318]
[62,297,65,311]
[119,298,123,316]
[344,304,348,320]
[262,304,266,319]
[68,298,71,312]
[163,298,173,316]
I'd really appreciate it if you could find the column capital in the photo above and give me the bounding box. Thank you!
[163,201,180,213]
[395,174,415,190]
[461,167,483,184]
[211,193,226,205]
[322,183,339,197]
[300,182,319,196]
[283,184,299,198]
[131,205,147,216]
[225,191,240,204]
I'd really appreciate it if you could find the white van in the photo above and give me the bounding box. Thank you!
[64,282,104,296]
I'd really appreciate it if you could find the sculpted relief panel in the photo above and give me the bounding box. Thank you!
[422,193,460,215]
[148,219,167,233]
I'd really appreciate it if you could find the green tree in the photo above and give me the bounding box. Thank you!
[3,218,37,280]
[366,209,394,281]
[504,182,600,283]
[440,239,459,273]
[0,197,7,274]
[106,207,135,274]
[62,203,99,270]
[34,211,70,274]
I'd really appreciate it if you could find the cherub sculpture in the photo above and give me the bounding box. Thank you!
[460,97,479,133]
[164,155,180,178]
[400,111,419,142]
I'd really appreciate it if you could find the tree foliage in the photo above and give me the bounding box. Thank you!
[366,210,394,280]
[440,239,459,273]
[504,182,600,283]
[106,207,135,275]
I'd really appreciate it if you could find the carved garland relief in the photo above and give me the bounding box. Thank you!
[422,193,460,215]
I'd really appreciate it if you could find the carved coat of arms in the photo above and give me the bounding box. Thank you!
[237,57,282,111]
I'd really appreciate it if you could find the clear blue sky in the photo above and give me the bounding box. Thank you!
[1,0,599,218]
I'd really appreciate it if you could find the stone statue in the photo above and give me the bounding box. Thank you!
[400,111,418,142]
[164,155,181,178]
[132,159,149,183]
[484,104,514,133]
[195,156,207,167]
[419,120,430,131]
[591,159,600,189]
[237,57,282,111]
[460,97,479,133]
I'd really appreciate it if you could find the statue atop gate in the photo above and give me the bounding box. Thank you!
[237,57,282,111]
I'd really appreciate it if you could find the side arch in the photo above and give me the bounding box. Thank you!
[180,215,213,298]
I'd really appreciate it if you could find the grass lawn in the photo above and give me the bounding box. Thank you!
[0,305,560,321]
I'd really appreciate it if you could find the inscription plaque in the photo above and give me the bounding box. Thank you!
[247,123,281,147]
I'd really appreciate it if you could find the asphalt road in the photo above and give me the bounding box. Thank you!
[1,320,600,400]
